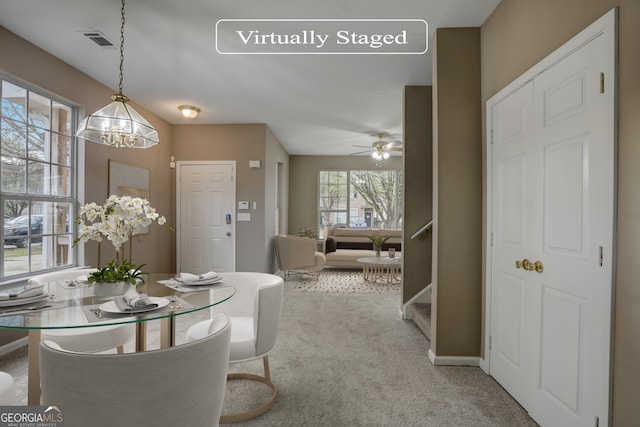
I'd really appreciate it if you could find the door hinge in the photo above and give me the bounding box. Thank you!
[491,129,494,145]
[599,246,603,267]
[595,415,599,427]
[489,335,492,350]
[490,232,494,247]
[600,72,605,94]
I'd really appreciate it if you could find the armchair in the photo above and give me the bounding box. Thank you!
[274,234,325,279]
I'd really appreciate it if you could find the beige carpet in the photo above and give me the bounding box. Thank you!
[293,268,400,294]
[0,281,538,426]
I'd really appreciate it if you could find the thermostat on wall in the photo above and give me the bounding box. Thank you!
[249,160,261,169]
[238,201,249,210]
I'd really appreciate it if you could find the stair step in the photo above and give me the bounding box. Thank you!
[410,303,431,341]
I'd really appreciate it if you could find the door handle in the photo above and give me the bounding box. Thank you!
[515,259,543,273]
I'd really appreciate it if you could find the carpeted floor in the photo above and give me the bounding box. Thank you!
[293,268,400,294]
[0,277,536,426]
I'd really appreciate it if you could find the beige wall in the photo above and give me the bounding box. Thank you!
[482,1,640,424]
[288,155,403,235]
[0,26,288,275]
[265,126,290,271]
[402,86,433,304]
[0,26,174,274]
[432,28,482,357]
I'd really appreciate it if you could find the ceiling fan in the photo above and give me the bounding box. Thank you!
[350,132,403,161]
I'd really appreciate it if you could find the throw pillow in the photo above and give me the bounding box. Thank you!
[325,237,336,253]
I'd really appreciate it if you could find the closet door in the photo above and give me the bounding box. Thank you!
[489,12,614,427]
[490,80,536,407]
[526,31,612,427]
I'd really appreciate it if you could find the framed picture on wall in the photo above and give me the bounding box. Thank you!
[108,160,150,234]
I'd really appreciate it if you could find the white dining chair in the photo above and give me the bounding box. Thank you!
[0,371,15,404]
[40,313,231,427]
[186,273,284,423]
[29,268,135,353]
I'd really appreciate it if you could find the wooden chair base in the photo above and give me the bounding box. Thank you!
[285,269,321,280]
[220,356,277,424]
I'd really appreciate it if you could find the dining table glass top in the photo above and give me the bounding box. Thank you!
[0,273,235,330]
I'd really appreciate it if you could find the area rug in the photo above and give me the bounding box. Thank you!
[293,268,400,294]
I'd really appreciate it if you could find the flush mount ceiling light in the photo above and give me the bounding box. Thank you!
[178,105,201,119]
[75,0,159,149]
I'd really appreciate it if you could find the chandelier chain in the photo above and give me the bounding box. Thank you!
[118,0,126,95]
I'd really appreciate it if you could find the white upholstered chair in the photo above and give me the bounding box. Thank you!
[29,268,135,353]
[275,234,325,279]
[40,313,231,427]
[0,371,15,404]
[186,273,284,423]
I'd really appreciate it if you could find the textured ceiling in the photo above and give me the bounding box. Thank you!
[0,0,500,155]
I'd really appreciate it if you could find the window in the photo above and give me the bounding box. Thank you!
[319,170,348,232]
[1,78,77,280]
[318,169,403,237]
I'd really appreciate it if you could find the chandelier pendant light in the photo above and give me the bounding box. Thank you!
[76,0,159,148]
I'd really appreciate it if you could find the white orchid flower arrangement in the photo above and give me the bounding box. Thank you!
[74,195,170,283]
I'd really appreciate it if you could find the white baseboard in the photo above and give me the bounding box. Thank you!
[428,349,480,367]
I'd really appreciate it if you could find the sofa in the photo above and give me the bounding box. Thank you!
[322,228,402,268]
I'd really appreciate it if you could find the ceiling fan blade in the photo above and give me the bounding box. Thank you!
[352,144,372,148]
[349,149,371,155]
[387,147,403,152]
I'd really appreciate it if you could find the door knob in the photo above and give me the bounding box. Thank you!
[533,260,543,273]
[515,259,543,273]
[226,232,231,237]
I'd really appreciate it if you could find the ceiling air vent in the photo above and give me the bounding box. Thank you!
[83,31,114,47]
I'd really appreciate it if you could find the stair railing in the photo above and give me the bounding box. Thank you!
[410,219,432,240]
[401,219,433,319]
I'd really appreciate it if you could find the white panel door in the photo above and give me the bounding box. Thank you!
[527,32,612,427]
[489,17,614,427]
[177,162,235,273]
[490,81,535,406]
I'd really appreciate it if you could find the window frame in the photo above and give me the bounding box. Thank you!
[318,168,403,238]
[0,74,79,283]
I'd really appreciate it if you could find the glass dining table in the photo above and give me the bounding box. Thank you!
[0,272,236,405]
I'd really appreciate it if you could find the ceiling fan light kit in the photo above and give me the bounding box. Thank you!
[351,132,402,164]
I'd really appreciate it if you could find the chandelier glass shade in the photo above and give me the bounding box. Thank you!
[76,94,159,148]
[75,0,159,149]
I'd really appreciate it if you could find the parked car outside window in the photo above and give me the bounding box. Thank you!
[349,218,367,228]
[4,215,43,248]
